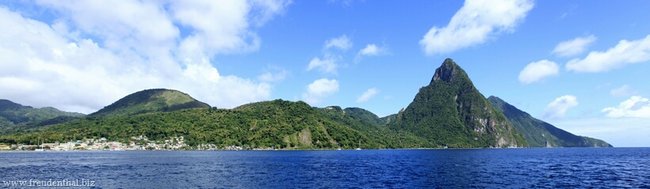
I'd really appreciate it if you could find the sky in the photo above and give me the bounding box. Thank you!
[0,0,649,147]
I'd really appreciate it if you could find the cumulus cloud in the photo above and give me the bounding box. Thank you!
[356,88,379,103]
[518,60,559,84]
[307,35,354,73]
[602,96,650,118]
[358,44,384,56]
[354,44,387,62]
[566,35,650,73]
[169,0,289,60]
[0,1,290,113]
[610,85,636,97]
[34,0,179,57]
[419,0,533,55]
[324,35,352,51]
[552,35,597,57]
[307,56,338,74]
[302,78,339,105]
[544,95,578,119]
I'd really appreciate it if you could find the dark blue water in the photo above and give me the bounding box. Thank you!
[1,148,649,188]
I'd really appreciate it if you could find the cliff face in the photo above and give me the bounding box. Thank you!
[390,58,526,148]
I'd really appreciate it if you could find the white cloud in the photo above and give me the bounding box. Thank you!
[354,44,387,62]
[602,96,650,118]
[566,35,650,73]
[419,0,533,55]
[307,35,354,73]
[552,35,597,57]
[170,0,288,60]
[307,56,338,74]
[258,68,288,83]
[518,59,559,84]
[324,35,352,51]
[553,117,650,147]
[544,95,578,119]
[249,0,292,26]
[0,1,289,113]
[302,78,339,105]
[35,0,289,63]
[610,85,636,97]
[34,0,179,57]
[357,44,384,56]
[356,88,379,103]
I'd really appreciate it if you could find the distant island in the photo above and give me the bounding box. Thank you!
[0,58,611,151]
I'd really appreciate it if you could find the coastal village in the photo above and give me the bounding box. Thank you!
[1,136,187,151]
[0,136,253,151]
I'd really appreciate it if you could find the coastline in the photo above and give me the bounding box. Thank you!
[0,146,621,152]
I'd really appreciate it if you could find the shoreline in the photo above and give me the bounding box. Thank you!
[0,146,622,152]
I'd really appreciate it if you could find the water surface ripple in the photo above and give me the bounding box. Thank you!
[1,148,649,188]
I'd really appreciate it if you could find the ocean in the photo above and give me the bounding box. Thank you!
[1,148,649,188]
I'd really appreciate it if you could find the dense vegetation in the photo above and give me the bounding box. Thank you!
[0,59,612,149]
[90,89,210,117]
[1,100,426,149]
[0,99,84,134]
[320,107,431,148]
[488,96,611,147]
[341,107,384,126]
[390,58,526,148]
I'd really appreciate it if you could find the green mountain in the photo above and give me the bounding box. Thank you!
[389,58,526,148]
[2,99,413,149]
[488,96,612,147]
[0,59,612,149]
[90,89,210,117]
[0,99,84,132]
[379,114,398,125]
[319,106,430,148]
[343,107,384,126]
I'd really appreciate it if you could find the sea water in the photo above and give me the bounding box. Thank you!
[1,148,649,188]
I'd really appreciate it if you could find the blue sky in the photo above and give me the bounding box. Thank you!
[1,0,649,147]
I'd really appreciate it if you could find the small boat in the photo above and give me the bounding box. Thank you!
[355,148,361,150]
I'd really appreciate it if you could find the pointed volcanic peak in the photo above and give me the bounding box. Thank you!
[390,58,526,148]
[90,89,210,117]
[488,96,612,147]
[431,58,472,84]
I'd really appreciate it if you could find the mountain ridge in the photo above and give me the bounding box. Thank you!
[90,88,210,117]
[0,58,611,149]
[488,96,611,147]
[0,99,84,133]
